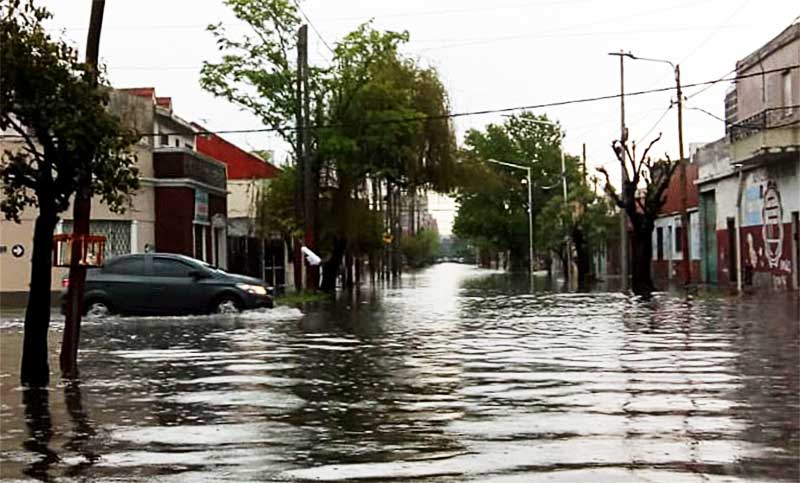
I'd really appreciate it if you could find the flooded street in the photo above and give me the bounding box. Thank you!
[1,263,798,482]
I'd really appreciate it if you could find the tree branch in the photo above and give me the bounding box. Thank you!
[5,116,44,163]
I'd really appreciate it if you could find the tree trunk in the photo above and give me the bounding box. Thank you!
[21,211,59,387]
[345,250,354,288]
[630,227,655,296]
[320,237,346,292]
[573,227,591,290]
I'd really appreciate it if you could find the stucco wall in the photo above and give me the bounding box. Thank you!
[700,158,799,290]
[736,24,799,120]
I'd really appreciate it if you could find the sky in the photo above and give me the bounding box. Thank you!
[35,0,799,235]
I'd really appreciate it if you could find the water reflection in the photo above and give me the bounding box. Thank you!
[22,388,58,482]
[0,264,797,482]
[63,382,99,478]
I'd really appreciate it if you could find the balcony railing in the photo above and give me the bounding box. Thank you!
[727,105,799,142]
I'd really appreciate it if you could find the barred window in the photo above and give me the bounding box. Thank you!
[61,220,132,260]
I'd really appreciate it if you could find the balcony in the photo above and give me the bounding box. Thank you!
[726,106,800,165]
[153,147,227,191]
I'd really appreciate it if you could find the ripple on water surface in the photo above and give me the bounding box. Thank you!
[0,264,797,482]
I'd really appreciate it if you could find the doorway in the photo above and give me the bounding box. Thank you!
[701,191,718,284]
[726,217,737,284]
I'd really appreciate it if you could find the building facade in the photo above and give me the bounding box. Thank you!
[122,89,228,268]
[194,127,289,290]
[695,22,799,292]
[0,89,157,304]
[651,162,701,287]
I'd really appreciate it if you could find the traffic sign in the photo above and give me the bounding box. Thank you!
[11,244,24,258]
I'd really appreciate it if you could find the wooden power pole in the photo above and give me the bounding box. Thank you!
[61,0,105,379]
[300,25,318,291]
[293,25,306,292]
[676,65,691,286]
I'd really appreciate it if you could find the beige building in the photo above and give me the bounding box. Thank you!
[0,90,156,306]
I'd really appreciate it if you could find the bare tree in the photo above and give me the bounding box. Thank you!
[598,134,677,295]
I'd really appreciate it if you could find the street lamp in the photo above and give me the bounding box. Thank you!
[504,115,571,281]
[487,158,534,275]
[625,52,690,285]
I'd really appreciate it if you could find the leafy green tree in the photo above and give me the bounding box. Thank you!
[537,173,614,286]
[453,112,564,271]
[1,1,140,386]
[401,229,440,268]
[205,1,458,290]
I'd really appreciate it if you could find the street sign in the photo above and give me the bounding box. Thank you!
[11,244,24,258]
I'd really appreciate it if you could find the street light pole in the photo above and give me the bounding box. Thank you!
[487,159,534,276]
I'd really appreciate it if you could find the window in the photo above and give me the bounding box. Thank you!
[656,227,664,261]
[675,226,683,253]
[105,256,145,275]
[160,134,169,146]
[153,258,194,277]
[174,138,180,147]
[62,220,131,259]
[783,71,793,115]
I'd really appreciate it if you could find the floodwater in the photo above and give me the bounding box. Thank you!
[0,263,798,482]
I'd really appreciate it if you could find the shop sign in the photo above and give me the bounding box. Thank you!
[194,190,209,223]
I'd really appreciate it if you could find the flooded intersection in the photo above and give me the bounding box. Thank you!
[1,263,798,482]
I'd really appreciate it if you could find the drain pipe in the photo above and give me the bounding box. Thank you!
[734,163,744,294]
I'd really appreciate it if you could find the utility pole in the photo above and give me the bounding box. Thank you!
[625,53,691,287]
[299,25,318,291]
[560,137,571,283]
[609,51,630,292]
[293,25,306,292]
[61,0,105,379]
[582,143,587,177]
[676,65,690,286]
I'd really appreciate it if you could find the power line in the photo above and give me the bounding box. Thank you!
[1,64,796,140]
[292,0,334,56]
[636,103,673,145]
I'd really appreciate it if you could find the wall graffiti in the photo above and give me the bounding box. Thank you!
[761,181,783,269]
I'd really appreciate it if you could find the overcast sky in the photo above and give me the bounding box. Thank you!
[37,0,799,234]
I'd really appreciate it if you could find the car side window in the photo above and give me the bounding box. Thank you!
[104,257,145,275]
[153,258,195,277]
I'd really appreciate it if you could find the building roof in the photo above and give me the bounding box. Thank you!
[193,123,281,180]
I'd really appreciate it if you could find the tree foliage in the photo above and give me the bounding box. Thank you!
[0,0,140,221]
[453,112,568,270]
[203,1,459,288]
[1,0,140,386]
[401,229,440,268]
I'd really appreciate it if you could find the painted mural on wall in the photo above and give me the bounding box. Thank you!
[761,181,783,269]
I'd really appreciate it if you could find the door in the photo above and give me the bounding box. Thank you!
[151,256,210,314]
[96,255,150,313]
[701,192,718,284]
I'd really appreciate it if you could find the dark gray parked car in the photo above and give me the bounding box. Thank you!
[62,253,273,317]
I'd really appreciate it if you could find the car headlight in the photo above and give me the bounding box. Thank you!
[235,283,267,295]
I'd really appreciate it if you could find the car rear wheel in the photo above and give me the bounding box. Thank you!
[213,296,242,315]
[85,300,111,318]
